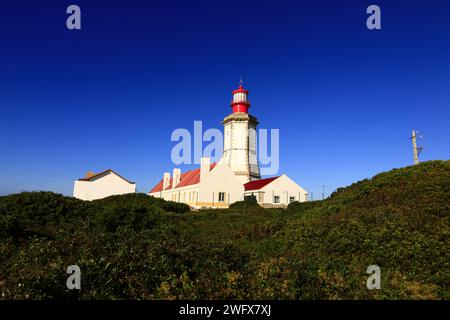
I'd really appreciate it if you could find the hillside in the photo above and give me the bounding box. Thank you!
[0,160,449,299]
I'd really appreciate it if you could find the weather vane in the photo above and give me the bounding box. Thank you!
[239,76,243,87]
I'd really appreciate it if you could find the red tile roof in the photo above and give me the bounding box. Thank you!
[244,176,279,191]
[149,180,164,194]
[149,163,217,193]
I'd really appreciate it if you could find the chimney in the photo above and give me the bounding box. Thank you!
[172,168,181,187]
[163,172,170,190]
[200,157,211,182]
[85,171,95,179]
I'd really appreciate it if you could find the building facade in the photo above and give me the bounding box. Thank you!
[73,169,136,201]
[149,158,244,208]
[244,175,308,207]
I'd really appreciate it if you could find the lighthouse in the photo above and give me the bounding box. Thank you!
[219,81,261,184]
[148,80,308,207]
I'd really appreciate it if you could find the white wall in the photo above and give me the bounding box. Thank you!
[151,164,245,208]
[248,125,259,175]
[73,172,136,201]
[221,114,260,184]
[245,174,308,205]
[198,163,245,206]
[151,185,198,204]
[222,119,249,178]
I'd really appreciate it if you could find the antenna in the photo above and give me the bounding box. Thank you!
[411,129,424,165]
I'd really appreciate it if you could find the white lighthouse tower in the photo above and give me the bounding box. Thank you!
[220,81,261,184]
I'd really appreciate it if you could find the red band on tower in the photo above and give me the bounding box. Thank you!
[231,84,250,113]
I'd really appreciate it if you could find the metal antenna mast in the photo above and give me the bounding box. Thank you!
[411,129,424,165]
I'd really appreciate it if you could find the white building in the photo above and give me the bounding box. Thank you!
[243,175,308,206]
[149,158,244,208]
[149,82,308,208]
[73,169,136,201]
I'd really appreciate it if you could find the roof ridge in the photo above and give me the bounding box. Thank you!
[149,163,218,193]
[79,169,135,184]
[244,176,280,191]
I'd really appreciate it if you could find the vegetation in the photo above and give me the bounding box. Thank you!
[0,160,449,299]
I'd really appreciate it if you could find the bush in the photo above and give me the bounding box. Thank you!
[93,193,189,232]
[287,200,320,212]
[229,199,261,210]
[94,193,190,214]
[94,203,163,233]
[0,192,91,239]
[0,160,449,299]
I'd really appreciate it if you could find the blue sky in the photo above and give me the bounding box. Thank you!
[0,0,449,197]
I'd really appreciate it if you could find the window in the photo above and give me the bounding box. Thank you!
[218,192,225,202]
[289,196,295,203]
[273,196,280,203]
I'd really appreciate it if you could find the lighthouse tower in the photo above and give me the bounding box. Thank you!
[220,82,261,184]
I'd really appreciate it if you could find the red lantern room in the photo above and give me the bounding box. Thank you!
[231,81,250,113]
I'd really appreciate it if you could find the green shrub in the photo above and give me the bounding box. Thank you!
[0,160,449,299]
[0,192,91,239]
[94,203,163,233]
[287,200,321,212]
[229,199,261,210]
[93,193,189,232]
